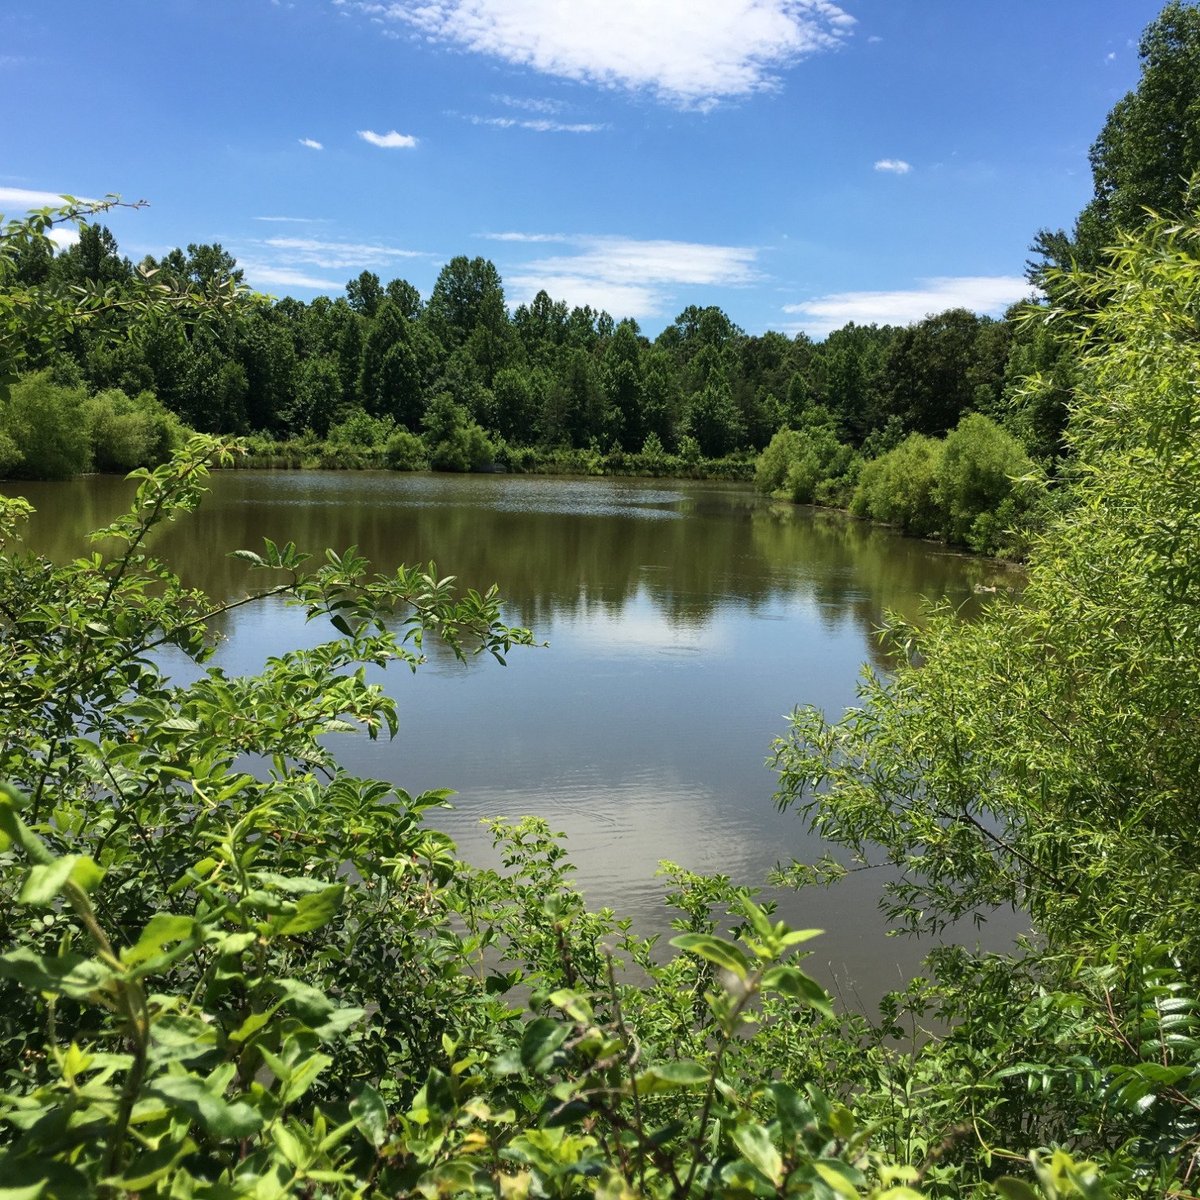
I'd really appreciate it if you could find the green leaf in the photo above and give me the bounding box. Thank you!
[994,1179,1041,1200]
[669,933,752,979]
[732,1123,783,1186]
[272,884,344,935]
[815,1159,864,1197]
[519,1017,571,1070]
[106,1135,197,1191]
[768,1081,813,1137]
[271,1122,308,1166]
[634,1060,710,1095]
[351,1085,389,1147]
[0,946,116,1000]
[122,914,200,968]
[149,1075,263,1140]
[280,1052,332,1106]
[19,857,78,906]
[760,965,833,1018]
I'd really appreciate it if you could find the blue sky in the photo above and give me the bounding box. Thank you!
[0,0,1167,338]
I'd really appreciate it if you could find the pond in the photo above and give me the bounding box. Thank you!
[4,469,1022,1004]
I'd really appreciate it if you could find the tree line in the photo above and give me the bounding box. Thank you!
[9,225,1037,459]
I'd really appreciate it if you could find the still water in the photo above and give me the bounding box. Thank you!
[7,470,1020,1003]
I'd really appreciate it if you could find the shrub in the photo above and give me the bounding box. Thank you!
[755,426,856,506]
[84,387,186,473]
[422,392,495,472]
[755,427,803,494]
[326,406,395,449]
[0,371,92,479]
[851,433,946,537]
[936,411,1035,546]
[384,427,430,471]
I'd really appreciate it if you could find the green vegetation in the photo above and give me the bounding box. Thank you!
[847,415,1037,556]
[775,203,1200,1196]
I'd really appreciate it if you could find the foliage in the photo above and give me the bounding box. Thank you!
[754,412,859,507]
[0,440,980,1198]
[0,371,93,480]
[84,386,187,472]
[0,196,248,388]
[384,426,430,471]
[1029,1,1200,284]
[422,391,495,472]
[774,205,1200,1192]
[851,433,944,538]
[1,195,1051,516]
[935,413,1036,552]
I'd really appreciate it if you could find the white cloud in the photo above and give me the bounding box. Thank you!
[783,275,1034,337]
[529,236,759,288]
[299,137,324,149]
[507,274,664,317]
[485,231,571,243]
[494,93,565,114]
[873,158,911,174]
[0,186,99,211]
[357,128,418,148]
[261,235,427,270]
[240,262,346,291]
[48,227,80,251]
[496,233,760,318]
[462,113,607,133]
[355,0,854,108]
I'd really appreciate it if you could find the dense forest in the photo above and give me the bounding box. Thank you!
[0,217,1060,552]
[2,2,1200,1197]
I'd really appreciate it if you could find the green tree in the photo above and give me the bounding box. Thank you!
[424,256,508,352]
[935,411,1034,549]
[49,222,131,287]
[850,433,945,538]
[346,269,384,317]
[421,391,494,471]
[876,309,1001,437]
[83,386,186,472]
[683,378,746,458]
[357,299,424,428]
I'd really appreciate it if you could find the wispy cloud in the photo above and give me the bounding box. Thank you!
[491,232,760,318]
[345,0,854,109]
[493,93,565,114]
[0,186,99,211]
[240,262,347,291]
[299,137,324,149]
[260,235,427,270]
[484,231,571,243]
[874,158,911,174]
[358,128,418,148]
[783,275,1034,337]
[461,113,607,133]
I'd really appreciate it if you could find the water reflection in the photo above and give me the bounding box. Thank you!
[3,471,1023,1001]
